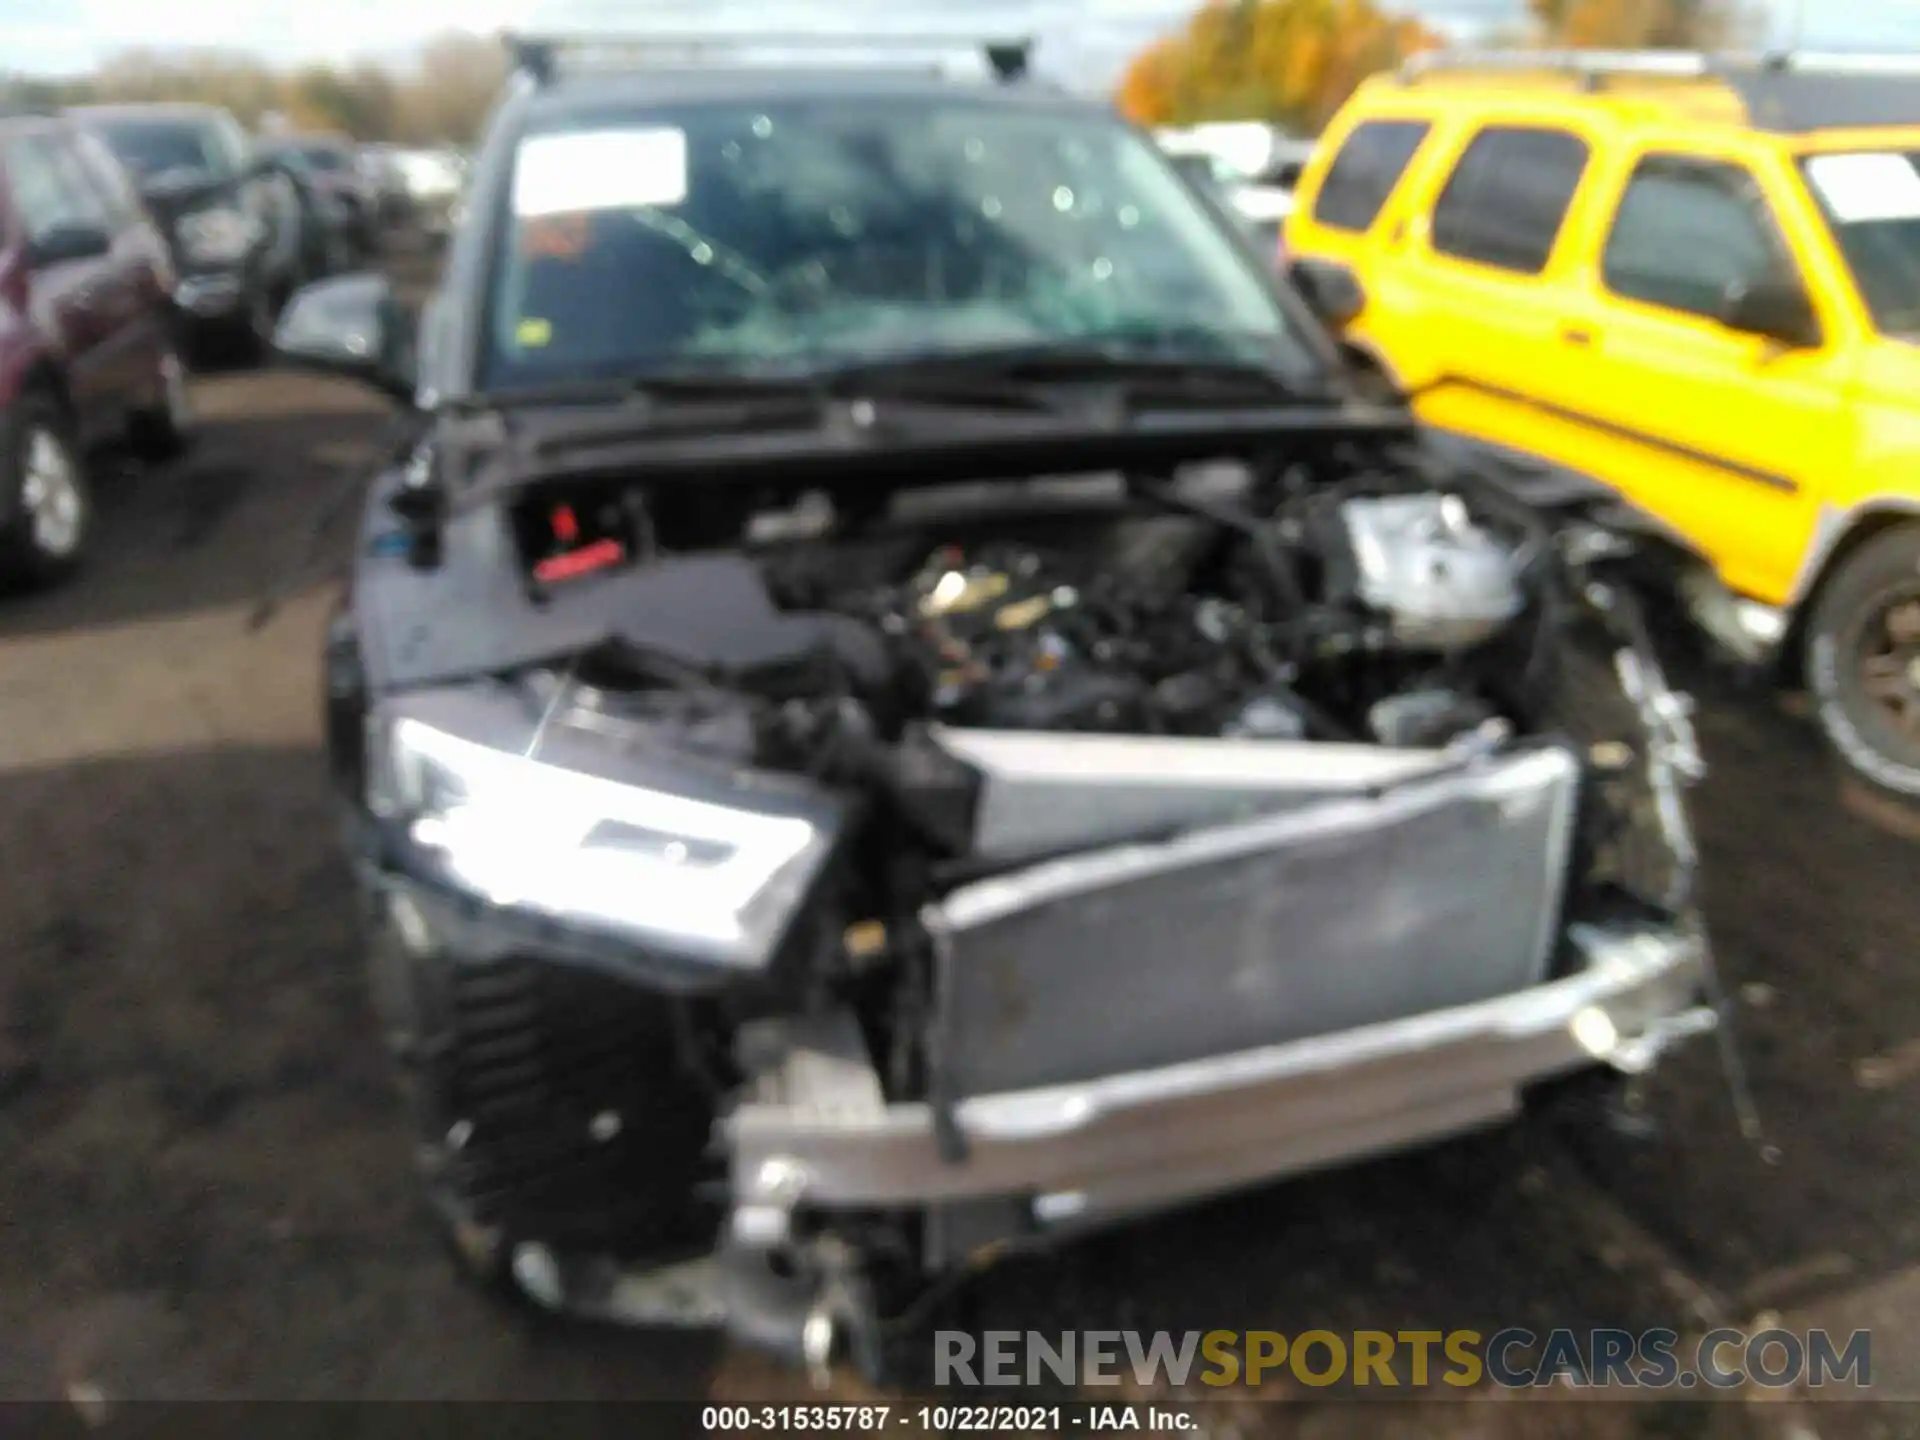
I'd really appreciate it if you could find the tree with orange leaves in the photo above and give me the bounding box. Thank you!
[1116,35,1188,125]
[1524,0,1760,47]
[1115,0,1441,132]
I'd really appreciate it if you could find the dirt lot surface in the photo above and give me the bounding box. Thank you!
[0,251,1915,1436]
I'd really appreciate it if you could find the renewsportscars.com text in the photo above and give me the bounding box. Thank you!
[935,1328,1872,1391]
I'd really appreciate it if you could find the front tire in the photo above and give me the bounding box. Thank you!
[126,345,195,464]
[0,398,90,588]
[1805,526,1920,802]
[230,282,277,364]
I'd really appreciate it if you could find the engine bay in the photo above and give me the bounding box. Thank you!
[506,461,1564,858]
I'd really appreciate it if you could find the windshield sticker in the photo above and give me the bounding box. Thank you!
[512,128,688,217]
[1806,152,1920,223]
[522,213,592,260]
[515,317,553,348]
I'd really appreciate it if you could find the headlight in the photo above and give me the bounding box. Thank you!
[176,208,261,264]
[378,717,840,970]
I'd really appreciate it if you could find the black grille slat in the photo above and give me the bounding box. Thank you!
[453,1001,541,1036]
[453,966,541,1002]
[437,956,719,1255]
[458,1030,542,1068]
[459,1057,544,1096]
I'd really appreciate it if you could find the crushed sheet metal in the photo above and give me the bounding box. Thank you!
[725,921,1707,1212]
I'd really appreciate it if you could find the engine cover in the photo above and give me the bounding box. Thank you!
[1333,494,1523,650]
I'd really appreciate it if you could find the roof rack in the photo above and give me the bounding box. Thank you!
[1399,46,1920,90]
[1760,50,1920,75]
[502,31,1035,86]
[1399,48,1711,89]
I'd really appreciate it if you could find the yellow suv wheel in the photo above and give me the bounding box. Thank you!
[1806,526,1920,801]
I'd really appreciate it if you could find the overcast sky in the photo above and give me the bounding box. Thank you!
[2,0,1914,86]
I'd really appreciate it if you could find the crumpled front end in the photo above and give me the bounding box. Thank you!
[718,717,1711,1265]
[344,445,1724,1376]
[360,617,1713,1373]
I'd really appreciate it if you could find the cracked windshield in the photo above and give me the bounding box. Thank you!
[489,99,1307,386]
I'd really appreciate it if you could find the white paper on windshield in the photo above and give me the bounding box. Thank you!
[1805,152,1920,222]
[512,128,688,217]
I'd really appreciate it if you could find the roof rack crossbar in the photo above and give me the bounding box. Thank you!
[1400,46,1920,89]
[1762,50,1920,75]
[1400,48,1712,89]
[503,31,1035,85]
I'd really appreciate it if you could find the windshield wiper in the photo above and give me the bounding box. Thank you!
[810,341,1334,410]
[442,370,825,415]
[441,338,1331,462]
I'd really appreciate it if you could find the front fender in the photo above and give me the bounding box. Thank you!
[1810,344,1920,603]
[0,270,51,403]
[1788,497,1920,609]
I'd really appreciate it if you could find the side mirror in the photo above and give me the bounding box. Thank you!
[1288,257,1366,331]
[273,273,416,402]
[27,223,113,268]
[1719,276,1820,349]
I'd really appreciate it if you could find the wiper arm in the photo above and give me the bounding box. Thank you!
[447,359,1081,447]
[442,369,822,415]
[812,341,1331,409]
[450,329,1326,418]
[438,340,1331,465]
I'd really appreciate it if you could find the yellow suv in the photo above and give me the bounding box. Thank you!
[1285,50,1920,800]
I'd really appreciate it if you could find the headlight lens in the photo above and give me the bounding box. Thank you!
[176,208,261,264]
[380,718,837,970]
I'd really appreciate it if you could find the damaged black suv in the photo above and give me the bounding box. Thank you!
[274,33,1725,1382]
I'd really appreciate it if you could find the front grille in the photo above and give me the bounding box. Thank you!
[438,957,717,1256]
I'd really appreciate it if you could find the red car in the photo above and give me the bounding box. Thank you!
[0,111,190,586]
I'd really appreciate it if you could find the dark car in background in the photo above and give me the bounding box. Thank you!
[1161,134,1312,267]
[259,133,378,254]
[1,112,190,584]
[355,142,411,228]
[257,143,367,274]
[379,144,467,241]
[68,102,306,357]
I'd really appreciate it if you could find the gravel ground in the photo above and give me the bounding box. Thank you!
[0,250,1915,1436]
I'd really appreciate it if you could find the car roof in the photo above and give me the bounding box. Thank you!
[522,64,1092,119]
[67,102,227,124]
[1364,52,1920,141]
[1724,67,1920,132]
[1230,184,1296,220]
[1354,77,1742,132]
[0,112,67,137]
